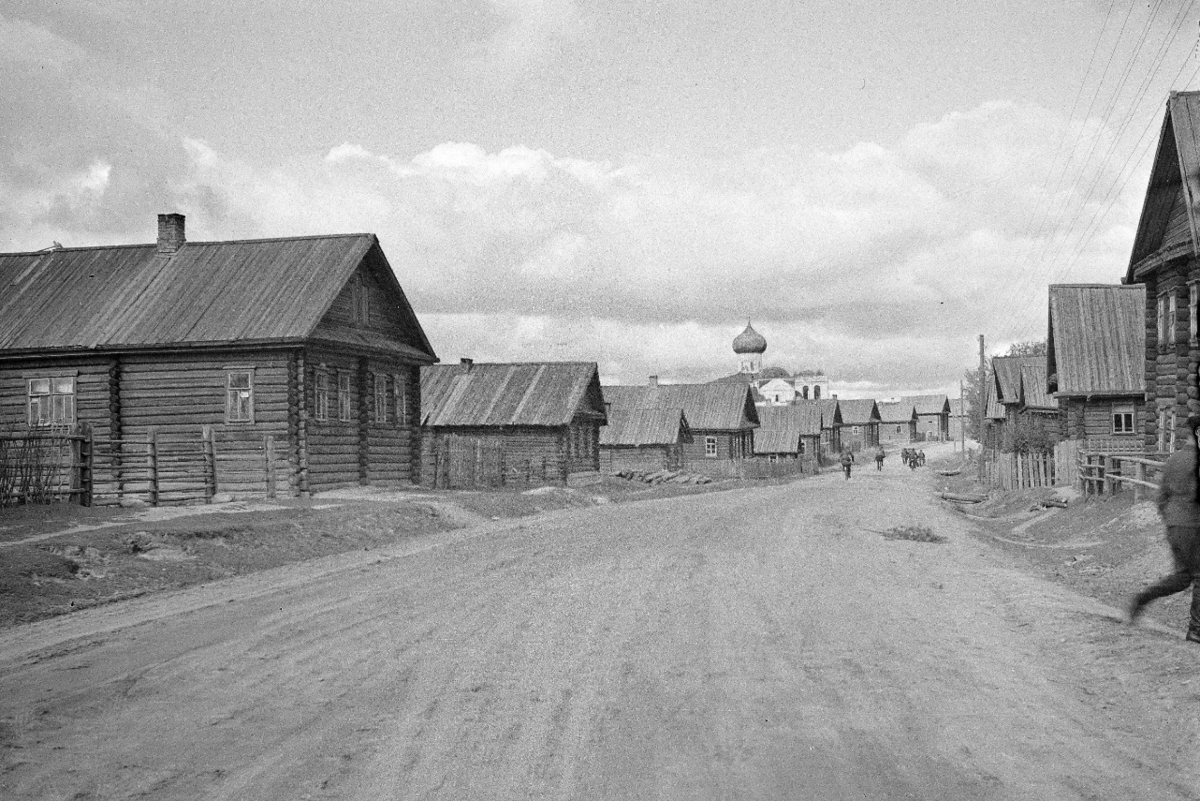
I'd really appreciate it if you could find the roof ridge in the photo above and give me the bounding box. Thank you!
[0,233,373,258]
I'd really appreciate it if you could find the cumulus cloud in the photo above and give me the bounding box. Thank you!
[0,98,1143,395]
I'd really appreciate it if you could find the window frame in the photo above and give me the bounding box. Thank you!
[373,372,388,425]
[704,435,718,458]
[224,367,255,425]
[337,370,352,422]
[1111,403,1135,435]
[314,368,330,423]
[26,373,77,428]
[1190,280,1200,346]
[394,372,407,426]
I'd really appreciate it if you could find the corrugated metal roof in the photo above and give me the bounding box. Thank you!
[603,383,759,430]
[753,404,823,453]
[0,233,436,357]
[1020,361,1055,410]
[900,394,950,416]
[599,408,688,446]
[876,401,916,424]
[422,362,604,427]
[837,399,880,424]
[1047,284,1145,395]
[1129,91,1200,275]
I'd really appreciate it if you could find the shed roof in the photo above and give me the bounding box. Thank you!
[421,362,605,427]
[1047,284,1146,396]
[753,404,823,453]
[603,383,759,430]
[876,401,917,424]
[985,380,1005,420]
[900,394,951,416]
[0,233,435,359]
[837,399,880,425]
[1019,360,1055,410]
[1128,91,1200,277]
[599,408,688,446]
[992,356,1041,404]
[796,398,841,427]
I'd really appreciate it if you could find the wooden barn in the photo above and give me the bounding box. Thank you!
[837,399,880,451]
[1124,90,1200,454]
[901,394,951,441]
[752,404,822,466]
[796,398,842,458]
[419,360,606,487]
[1018,358,1063,439]
[989,355,1061,449]
[876,401,917,445]
[599,407,691,473]
[0,214,436,502]
[1047,284,1146,449]
[603,380,758,472]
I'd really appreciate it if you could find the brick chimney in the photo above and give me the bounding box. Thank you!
[157,213,186,254]
[648,375,658,387]
[460,358,474,373]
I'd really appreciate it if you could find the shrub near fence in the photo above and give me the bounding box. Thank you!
[0,430,79,507]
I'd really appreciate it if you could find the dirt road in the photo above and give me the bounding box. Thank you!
[2,456,1198,800]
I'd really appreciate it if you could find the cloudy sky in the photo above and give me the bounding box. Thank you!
[3,1,1198,397]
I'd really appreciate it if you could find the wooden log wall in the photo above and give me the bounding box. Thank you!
[600,445,670,474]
[1141,259,1200,452]
[420,426,567,486]
[0,358,114,440]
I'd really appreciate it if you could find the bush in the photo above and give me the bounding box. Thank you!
[1001,416,1057,454]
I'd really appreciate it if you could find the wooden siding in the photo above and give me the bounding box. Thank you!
[1061,397,1145,442]
[421,426,569,485]
[0,357,114,440]
[600,444,681,473]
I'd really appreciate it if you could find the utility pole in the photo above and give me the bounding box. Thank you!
[977,334,986,481]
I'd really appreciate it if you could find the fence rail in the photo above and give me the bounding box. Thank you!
[0,425,281,508]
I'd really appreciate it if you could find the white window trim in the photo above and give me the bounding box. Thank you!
[394,373,407,426]
[337,370,353,422]
[224,367,255,425]
[314,367,330,423]
[373,373,387,425]
[704,435,718,458]
[26,373,77,428]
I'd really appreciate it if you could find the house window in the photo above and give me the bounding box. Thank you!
[338,371,352,422]
[1112,404,1135,435]
[895,425,902,434]
[705,436,717,457]
[314,370,330,422]
[1170,408,1178,452]
[27,376,75,427]
[798,440,806,454]
[395,373,407,425]
[1191,282,1200,345]
[351,276,370,325]
[374,373,387,425]
[1169,293,1178,345]
[1158,408,1168,452]
[225,369,254,424]
[1158,294,1168,345]
[852,426,860,435]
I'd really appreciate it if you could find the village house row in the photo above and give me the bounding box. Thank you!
[985,91,1200,458]
[0,214,956,501]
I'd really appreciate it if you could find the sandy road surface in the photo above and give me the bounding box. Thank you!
[2,459,1199,800]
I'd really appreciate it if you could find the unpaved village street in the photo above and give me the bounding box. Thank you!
[2,460,1199,800]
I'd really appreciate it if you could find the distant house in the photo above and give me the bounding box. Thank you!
[837,399,880,451]
[984,378,1006,449]
[901,394,951,442]
[599,408,691,473]
[1047,284,1146,449]
[989,355,1061,449]
[420,360,607,486]
[876,401,917,445]
[1018,359,1063,439]
[796,398,841,459]
[604,379,758,471]
[753,404,822,467]
[0,213,437,501]
[1123,91,1200,453]
[947,397,967,443]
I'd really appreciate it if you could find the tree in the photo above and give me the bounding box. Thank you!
[962,363,987,441]
[1004,341,1047,357]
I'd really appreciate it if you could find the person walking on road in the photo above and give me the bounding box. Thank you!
[874,446,886,471]
[840,449,854,480]
[1128,414,1200,643]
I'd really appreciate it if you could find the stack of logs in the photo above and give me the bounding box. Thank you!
[615,469,712,485]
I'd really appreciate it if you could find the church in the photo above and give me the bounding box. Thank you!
[711,321,830,405]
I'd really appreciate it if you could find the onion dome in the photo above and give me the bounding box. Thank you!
[732,321,767,354]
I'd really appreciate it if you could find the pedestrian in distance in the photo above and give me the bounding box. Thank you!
[874,446,885,471]
[917,449,926,467]
[1127,413,1200,643]
[840,448,854,480]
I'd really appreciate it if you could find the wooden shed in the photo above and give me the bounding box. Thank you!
[603,380,758,472]
[0,214,436,502]
[1047,284,1146,448]
[795,398,842,459]
[900,394,951,441]
[876,401,917,445]
[837,399,881,451]
[420,360,606,487]
[753,404,822,466]
[1122,92,1200,454]
[599,407,691,473]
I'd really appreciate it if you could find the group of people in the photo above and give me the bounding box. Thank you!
[836,445,925,479]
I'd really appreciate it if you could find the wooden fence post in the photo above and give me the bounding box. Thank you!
[1134,461,1145,502]
[147,429,159,507]
[81,427,94,506]
[202,426,218,501]
[265,434,276,498]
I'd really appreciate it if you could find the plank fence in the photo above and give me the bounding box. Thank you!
[0,425,283,508]
[980,438,1167,499]
[429,436,556,489]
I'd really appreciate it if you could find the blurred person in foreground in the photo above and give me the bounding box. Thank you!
[1127,413,1200,643]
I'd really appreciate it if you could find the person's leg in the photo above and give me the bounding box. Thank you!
[1131,530,1195,619]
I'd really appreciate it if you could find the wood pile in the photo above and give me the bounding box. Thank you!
[614,469,713,485]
